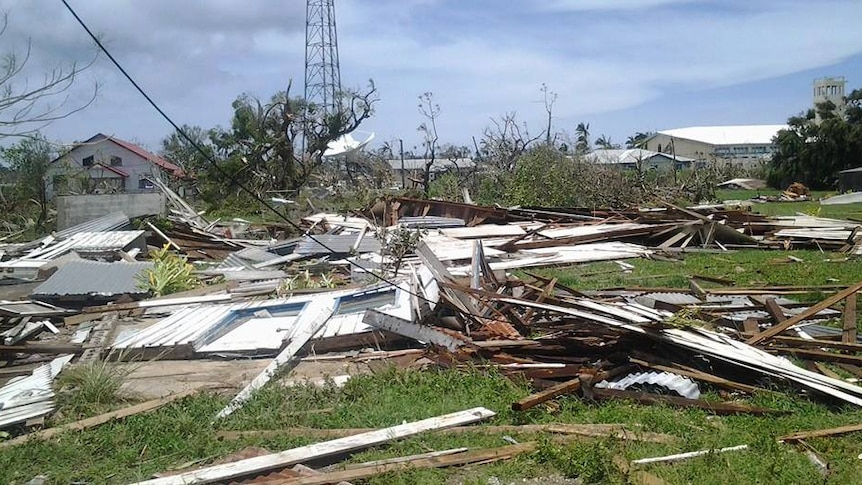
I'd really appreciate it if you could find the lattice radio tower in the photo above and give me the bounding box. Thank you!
[304,0,342,117]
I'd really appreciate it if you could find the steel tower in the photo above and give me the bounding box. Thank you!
[304,0,342,116]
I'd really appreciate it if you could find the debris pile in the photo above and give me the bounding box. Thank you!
[1,192,861,481]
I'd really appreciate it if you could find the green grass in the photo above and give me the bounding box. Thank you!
[716,188,862,220]
[2,367,861,484]
[528,249,862,295]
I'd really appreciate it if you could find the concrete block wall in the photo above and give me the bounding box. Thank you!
[56,193,166,229]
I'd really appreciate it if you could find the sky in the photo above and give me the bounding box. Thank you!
[3,0,862,154]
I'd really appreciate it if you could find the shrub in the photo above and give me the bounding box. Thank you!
[136,244,201,296]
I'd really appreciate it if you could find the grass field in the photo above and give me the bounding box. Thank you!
[716,188,862,220]
[2,247,862,483]
[2,365,861,484]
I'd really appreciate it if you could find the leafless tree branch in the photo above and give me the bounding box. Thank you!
[0,11,100,138]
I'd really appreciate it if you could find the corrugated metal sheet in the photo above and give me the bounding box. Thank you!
[0,354,72,429]
[295,234,381,255]
[22,231,145,261]
[0,300,70,317]
[113,283,411,354]
[634,292,703,308]
[55,211,130,239]
[31,260,153,297]
[399,216,466,229]
[441,224,525,239]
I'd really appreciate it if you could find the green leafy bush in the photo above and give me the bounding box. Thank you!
[136,245,201,296]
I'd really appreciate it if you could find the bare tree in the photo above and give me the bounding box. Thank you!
[480,112,542,179]
[540,83,558,146]
[0,12,99,138]
[417,91,440,196]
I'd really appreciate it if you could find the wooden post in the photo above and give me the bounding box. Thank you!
[843,293,857,344]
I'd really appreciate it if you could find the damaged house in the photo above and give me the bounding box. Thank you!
[46,133,185,198]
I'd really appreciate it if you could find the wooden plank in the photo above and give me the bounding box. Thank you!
[216,423,676,444]
[763,297,787,324]
[835,363,862,378]
[82,293,232,314]
[747,281,862,345]
[512,378,581,411]
[779,423,862,442]
[843,293,857,344]
[0,389,201,448]
[0,343,82,355]
[511,366,632,412]
[215,299,335,419]
[336,447,468,470]
[274,442,535,485]
[742,317,760,335]
[591,388,786,415]
[766,336,862,353]
[132,407,497,485]
[362,309,468,352]
[769,347,862,365]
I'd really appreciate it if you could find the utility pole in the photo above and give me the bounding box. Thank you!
[399,139,405,188]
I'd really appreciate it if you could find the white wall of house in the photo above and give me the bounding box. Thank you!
[47,141,159,199]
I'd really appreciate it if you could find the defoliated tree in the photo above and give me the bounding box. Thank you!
[0,12,98,139]
[417,91,440,196]
[161,81,376,206]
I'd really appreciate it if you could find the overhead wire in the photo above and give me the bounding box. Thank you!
[58,0,495,320]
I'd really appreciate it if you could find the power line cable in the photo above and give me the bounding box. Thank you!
[59,0,488,318]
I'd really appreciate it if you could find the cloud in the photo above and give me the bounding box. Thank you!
[545,0,700,12]
[1,0,860,149]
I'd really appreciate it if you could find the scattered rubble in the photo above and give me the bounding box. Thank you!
[1,190,862,481]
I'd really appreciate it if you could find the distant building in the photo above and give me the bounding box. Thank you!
[584,148,694,170]
[813,76,847,122]
[387,157,475,188]
[47,133,185,199]
[643,125,786,167]
[839,166,862,193]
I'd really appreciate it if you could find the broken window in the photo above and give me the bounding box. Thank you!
[82,155,94,167]
[110,156,123,167]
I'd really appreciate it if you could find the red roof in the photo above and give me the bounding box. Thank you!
[58,133,186,178]
[106,135,186,178]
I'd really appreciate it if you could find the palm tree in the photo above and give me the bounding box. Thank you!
[575,122,590,154]
[594,135,620,149]
[625,132,651,149]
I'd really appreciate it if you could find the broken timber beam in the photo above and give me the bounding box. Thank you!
[768,347,862,365]
[132,407,496,485]
[844,293,857,344]
[275,442,536,485]
[362,309,469,352]
[747,281,862,345]
[779,423,862,442]
[512,378,581,411]
[217,423,676,444]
